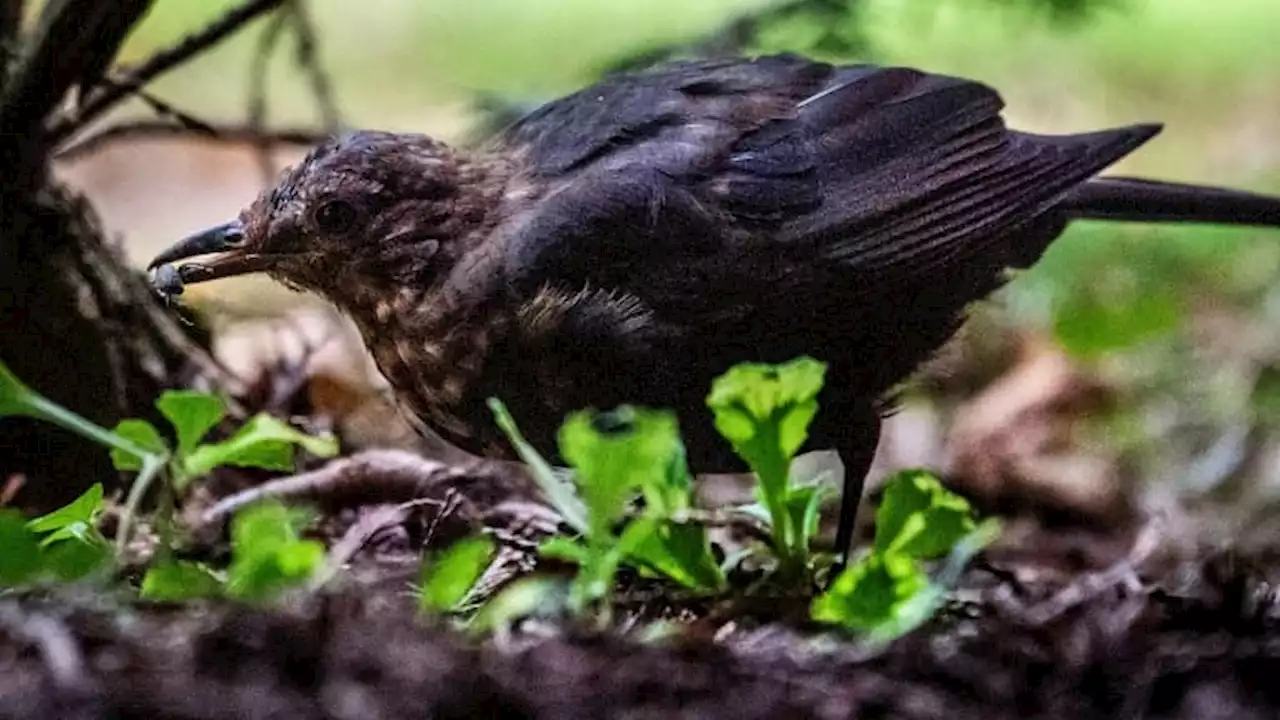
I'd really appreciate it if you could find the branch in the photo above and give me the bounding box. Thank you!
[0,0,155,140]
[242,0,342,184]
[287,0,340,132]
[46,0,287,147]
[246,8,291,182]
[53,120,327,162]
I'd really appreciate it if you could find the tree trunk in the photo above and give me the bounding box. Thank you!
[0,1,251,512]
[0,183,225,512]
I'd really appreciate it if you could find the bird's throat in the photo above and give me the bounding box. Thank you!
[346,286,504,455]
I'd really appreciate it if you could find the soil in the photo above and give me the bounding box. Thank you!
[4,508,1280,719]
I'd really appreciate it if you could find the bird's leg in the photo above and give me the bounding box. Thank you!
[830,411,882,578]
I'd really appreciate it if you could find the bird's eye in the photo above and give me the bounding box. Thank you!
[313,199,360,234]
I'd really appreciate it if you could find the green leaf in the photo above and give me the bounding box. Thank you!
[874,470,976,559]
[417,535,497,613]
[469,576,571,635]
[557,405,682,538]
[487,398,587,533]
[156,390,226,455]
[705,357,828,566]
[26,483,104,540]
[645,437,695,517]
[569,544,625,612]
[618,517,725,591]
[785,483,833,551]
[109,419,168,471]
[860,576,947,644]
[183,413,338,478]
[0,510,43,587]
[539,536,590,564]
[706,357,826,458]
[863,519,1004,644]
[140,560,224,601]
[231,502,314,553]
[811,551,930,630]
[41,537,112,582]
[224,502,325,602]
[0,358,36,418]
[226,543,325,602]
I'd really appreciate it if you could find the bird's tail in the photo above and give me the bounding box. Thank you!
[1059,176,1280,228]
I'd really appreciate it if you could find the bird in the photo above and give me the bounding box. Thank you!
[148,53,1280,568]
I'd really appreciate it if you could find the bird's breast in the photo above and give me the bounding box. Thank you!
[354,295,504,457]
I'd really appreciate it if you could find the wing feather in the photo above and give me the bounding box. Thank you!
[497,55,1161,302]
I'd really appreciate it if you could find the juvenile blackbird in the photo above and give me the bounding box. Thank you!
[149,54,1280,563]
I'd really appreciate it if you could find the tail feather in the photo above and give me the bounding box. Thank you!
[1060,176,1280,228]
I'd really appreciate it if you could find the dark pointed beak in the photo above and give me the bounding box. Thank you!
[148,220,275,291]
[148,220,245,269]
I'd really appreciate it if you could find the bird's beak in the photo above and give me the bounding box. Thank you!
[147,220,273,288]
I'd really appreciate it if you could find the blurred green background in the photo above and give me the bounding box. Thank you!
[48,0,1280,528]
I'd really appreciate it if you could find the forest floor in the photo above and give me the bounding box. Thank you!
[4,501,1280,718]
[5,332,1280,719]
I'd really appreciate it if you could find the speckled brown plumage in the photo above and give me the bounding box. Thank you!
[149,53,1280,561]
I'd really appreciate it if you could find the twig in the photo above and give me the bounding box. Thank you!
[0,473,24,505]
[0,0,154,141]
[421,488,465,548]
[130,86,219,136]
[53,119,327,162]
[311,497,445,591]
[1020,520,1161,626]
[247,8,291,183]
[286,0,341,132]
[46,0,287,146]
[198,449,508,526]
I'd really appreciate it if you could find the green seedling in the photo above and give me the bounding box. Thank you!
[549,404,725,613]
[478,359,992,639]
[1,358,338,554]
[113,390,338,554]
[140,501,325,603]
[417,534,498,614]
[705,355,828,575]
[0,359,159,464]
[0,484,113,589]
[6,353,995,638]
[489,401,724,616]
[812,469,999,640]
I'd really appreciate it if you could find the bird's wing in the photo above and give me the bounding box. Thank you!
[493,54,836,179]
[499,58,1162,291]
[709,64,1162,285]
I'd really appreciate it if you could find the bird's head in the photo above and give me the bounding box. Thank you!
[148,130,500,309]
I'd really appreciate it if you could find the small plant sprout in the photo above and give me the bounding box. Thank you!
[489,401,724,617]
[0,359,339,557]
[705,355,829,575]
[0,483,114,589]
[112,390,338,553]
[140,501,327,603]
[812,469,999,640]
[5,352,994,640]
[416,534,498,615]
